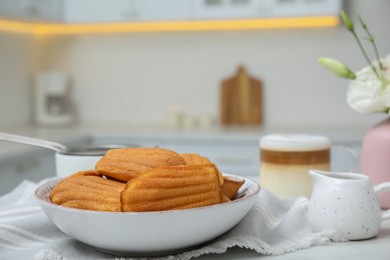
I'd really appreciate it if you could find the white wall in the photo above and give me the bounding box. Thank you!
[39,0,390,130]
[2,0,389,131]
[0,32,40,128]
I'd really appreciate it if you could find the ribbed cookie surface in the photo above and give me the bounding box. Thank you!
[181,153,211,165]
[95,147,187,182]
[121,164,223,212]
[50,171,125,212]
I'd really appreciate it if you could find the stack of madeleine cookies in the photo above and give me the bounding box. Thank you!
[50,147,244,212]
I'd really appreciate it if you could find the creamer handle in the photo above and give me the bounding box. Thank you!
[332,144,360,172]
[374,182,390,221]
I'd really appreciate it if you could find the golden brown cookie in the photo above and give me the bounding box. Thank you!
[95,147,187,182]
[50,170,125,212]
[221,176,245,200]
[181,153,211,165]
[120,164,223,212]
[180,153,224,185]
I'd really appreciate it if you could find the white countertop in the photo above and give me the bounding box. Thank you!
[3,213,388,260]
[1,122,368,140]
[197,220,390,260]
[0,122,365,155]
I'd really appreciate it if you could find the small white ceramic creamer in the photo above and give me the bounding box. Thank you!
[308,170,390,240]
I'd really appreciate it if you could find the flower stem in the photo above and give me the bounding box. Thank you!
[351,29,381,78]
[340,11,380,79]
[358,15,384,71]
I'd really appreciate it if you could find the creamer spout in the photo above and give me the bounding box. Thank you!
[308,169,330,182]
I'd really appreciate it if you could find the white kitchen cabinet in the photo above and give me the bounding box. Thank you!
[193,0,341,20]
[134,0,190,22]
[59,0,341,23]
[63,0,191,23]
[26,0,62,21]
[0,0,342,24]
[0,0,62,22]
[0,0,21,18]
[268,0,342,18]
[63,0,133,23]
[193,0,260,20]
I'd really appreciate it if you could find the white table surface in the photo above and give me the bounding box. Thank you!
[7,202,387,260]
[4,218,389,259]
[197,220,390,260]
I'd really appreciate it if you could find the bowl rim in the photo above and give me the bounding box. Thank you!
[35,173,260,215]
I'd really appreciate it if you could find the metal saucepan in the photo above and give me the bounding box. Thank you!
[0,132,138,177]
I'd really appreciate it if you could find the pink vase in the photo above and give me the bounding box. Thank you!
[361,117,390,209]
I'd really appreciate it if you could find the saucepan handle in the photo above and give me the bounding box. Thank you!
[374,182,390,221]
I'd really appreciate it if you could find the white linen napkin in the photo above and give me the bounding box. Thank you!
[0,179,343,260]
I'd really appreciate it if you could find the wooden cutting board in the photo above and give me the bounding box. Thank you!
[220,65,263,125]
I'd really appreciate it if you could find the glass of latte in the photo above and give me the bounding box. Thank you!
[259,134,331,199]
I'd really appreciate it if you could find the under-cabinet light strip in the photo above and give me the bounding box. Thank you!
[0,16,339,34]
[0,19,37,34]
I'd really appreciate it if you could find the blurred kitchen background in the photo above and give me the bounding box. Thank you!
[1,0,389,129]
[0,0,389,194]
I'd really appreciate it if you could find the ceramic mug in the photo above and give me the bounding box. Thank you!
[308,170,390,240]
[55,153,103,178]
[55,144,138,177]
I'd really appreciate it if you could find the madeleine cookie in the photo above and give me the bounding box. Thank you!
[221,176,245,200]
[181,153,211,165]
[180,153,224,185]
[50,171,125,212]
[121,164,223,212]
[95,147,187,182]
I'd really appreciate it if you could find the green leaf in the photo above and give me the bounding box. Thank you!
[318,57,356,79]
[341,11,354,31]
[358,15,367,29]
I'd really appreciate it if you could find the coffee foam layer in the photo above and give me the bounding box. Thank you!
[260,134,330,151]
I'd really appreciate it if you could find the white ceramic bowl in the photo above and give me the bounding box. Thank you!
[35,174,260,257]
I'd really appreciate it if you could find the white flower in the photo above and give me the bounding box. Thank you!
[346,58,390,114]
[319,12,390,115]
